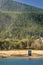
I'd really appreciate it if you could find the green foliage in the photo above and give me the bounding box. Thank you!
[0,12,43,39]
[0,11,43,50]
[0,0,43,50]
[19,41,27,49]
[0,38,43,50]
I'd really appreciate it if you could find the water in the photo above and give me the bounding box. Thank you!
[0,58,43,65]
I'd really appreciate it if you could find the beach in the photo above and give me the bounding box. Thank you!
[0,50,43,58]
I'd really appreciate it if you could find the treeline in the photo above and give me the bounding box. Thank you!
[0,36,43,50]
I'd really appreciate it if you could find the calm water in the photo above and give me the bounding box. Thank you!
[0,58,43,65]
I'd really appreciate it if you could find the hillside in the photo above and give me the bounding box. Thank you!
[0,0,43,12]
[0,11,43,50]
[0,0,43,50]
[0,11,43,39]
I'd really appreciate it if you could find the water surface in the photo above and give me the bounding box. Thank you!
[0,58,43,65]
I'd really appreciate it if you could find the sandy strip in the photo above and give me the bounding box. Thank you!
[0,50,43,58]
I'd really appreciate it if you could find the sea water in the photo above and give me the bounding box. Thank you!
[0,58,43,65]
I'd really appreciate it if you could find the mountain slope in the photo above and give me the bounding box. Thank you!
[0,0,43,12]
[0,0,43,39]
[0,11,43,39]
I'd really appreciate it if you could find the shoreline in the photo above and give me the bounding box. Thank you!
[0,50,43,59]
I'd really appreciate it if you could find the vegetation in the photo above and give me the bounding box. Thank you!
[0,37,43,50]
[0,0,43,50]
[0,11,43,50]
[0,11,43,39]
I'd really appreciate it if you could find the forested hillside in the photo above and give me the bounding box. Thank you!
[0,0,43,50]
[0,11,43,39]
[0,11,43,50]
